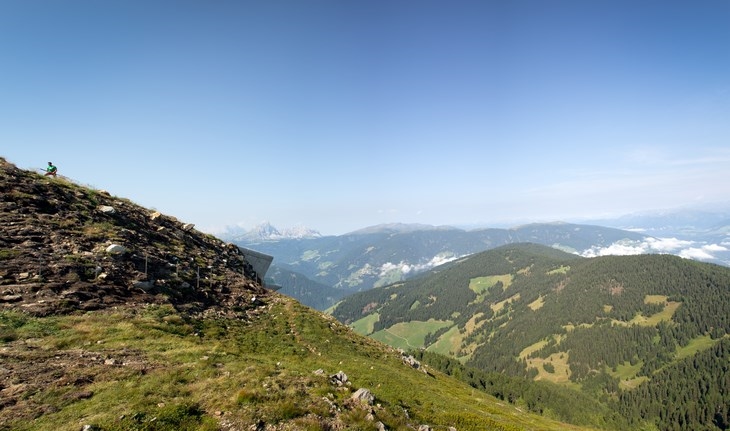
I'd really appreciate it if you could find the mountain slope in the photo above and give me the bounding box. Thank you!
[331,243,730,430]
[236,222,649,309]
[0,158,590,431]
[265,265,350,310]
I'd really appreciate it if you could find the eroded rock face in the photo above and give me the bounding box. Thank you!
[0,157,267,317]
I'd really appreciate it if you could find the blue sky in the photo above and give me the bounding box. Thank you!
[2,1,729,235]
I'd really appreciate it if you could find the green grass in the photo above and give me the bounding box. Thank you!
[370,319,453,350]
[527,353,572,384]
[0,298,595,431]
[610,360,643,382]
[426,325,462,357]
[675,334,718,360]
[468,274,512,295]
[0,248,20,260]
[528,295,545,310]
[351,312,380,335]
[611,300,681,327]
[546,265,570,275]
[491,293,521,313]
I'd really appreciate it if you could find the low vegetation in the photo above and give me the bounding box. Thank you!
[0,299,592,431]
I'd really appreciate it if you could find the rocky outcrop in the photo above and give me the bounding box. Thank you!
[0,157,267,318]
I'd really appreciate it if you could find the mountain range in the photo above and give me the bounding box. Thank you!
[331,243,730,430]
[222,222,322,242]
[228,222,648,310]
[227,209,730,310]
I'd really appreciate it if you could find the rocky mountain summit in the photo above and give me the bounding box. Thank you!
[220,222,322,243]
[0,157,268,318]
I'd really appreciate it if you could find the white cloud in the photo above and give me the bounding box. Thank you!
[645,237,694,252]
[580,237,727,262]
[378,253,463,277]
[679,248,716,260]
[581,241,647,257]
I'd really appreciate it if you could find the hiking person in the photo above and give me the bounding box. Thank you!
[45,162,57,177]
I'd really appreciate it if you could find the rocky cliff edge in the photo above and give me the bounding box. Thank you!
[0,157,268,318]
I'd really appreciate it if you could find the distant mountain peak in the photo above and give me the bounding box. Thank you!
[348,223,459,235]
[220,222,322,242]
[509,221,569,230]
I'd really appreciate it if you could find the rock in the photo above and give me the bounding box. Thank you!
[418,426,433,431]
[351,388,374,406]
[402,355,421,369]
[18,272,30,280]
[313,368,325,376]
[1,294,22,303]
[182,223,195,231]
[251,296,264,306]
[105,244,127,254]
[150,211,162,221]
[133,281,154,291]
[98,205,116,214]
[376,422,387,431]
[249,419,265,431]
[330,371,349,386]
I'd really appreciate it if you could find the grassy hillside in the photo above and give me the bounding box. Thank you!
[0,158,593,430]
[331,244,730,430]
[0,298,596,431]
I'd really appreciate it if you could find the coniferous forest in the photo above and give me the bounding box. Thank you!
[332,244,730,430]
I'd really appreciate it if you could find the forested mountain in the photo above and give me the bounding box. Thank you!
[331,244,730,430]
[234,222,649,309]
[264,265,349,310]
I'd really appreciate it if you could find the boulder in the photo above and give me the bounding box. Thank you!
[105,244,127,255]
[351,388,374,406]
[330,371,349,386]
[133,281,154,291]
[1,294,22,303]
[97,205,115,214]
[402,354,421,369]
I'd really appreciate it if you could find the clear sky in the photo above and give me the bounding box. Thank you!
[3,1,729,235]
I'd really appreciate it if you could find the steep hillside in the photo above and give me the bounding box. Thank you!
[331,244,730,430]
[0,158,591,431]
[236,223,648,309]
[265,265,348,310]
